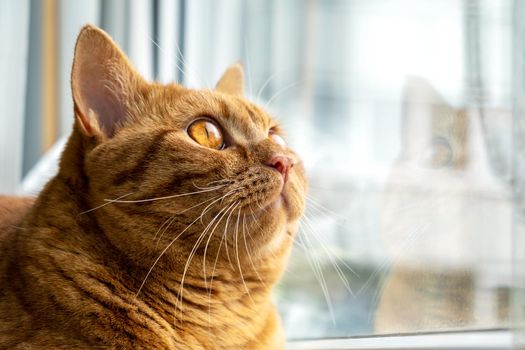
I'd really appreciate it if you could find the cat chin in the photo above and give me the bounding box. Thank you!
[248,191,303,229]
[268,193,285,210]
[263,188,304,223]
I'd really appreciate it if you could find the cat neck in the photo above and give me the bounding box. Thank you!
[134,253,284,331]
[15,174,289,347]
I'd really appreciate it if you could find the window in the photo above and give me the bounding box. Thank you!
[1,0,523,348]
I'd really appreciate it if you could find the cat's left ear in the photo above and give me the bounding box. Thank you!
[71,25,144,139]
[215,63,244,96]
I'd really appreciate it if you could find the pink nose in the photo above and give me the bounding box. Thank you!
[268,155,294,183]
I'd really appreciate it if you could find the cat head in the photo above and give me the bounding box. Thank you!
[398,77,468,170]
[67,25,307,272]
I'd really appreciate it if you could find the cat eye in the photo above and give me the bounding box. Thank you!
[269,130,286,148]
[421,137,453,168]
[431,140,453,167]
[187,119,224,150]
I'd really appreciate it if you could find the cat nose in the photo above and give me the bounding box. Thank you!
[268,154,294,183]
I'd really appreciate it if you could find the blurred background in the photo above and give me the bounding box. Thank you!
[0,0,524,344]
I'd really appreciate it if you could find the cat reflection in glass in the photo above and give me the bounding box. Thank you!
[376,77,511,332]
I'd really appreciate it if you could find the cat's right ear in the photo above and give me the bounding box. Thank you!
[215,63,244,96]
[71,25,143,139]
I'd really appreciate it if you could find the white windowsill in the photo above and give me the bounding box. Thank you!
[287,329,512,350]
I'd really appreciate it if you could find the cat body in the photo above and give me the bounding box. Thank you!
[0,26,306,349]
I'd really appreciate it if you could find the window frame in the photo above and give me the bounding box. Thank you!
[286,329,512,350]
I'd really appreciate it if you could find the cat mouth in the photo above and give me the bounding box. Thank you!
[260,178,293,211]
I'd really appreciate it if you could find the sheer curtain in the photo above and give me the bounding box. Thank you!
[3,0,181,195]
[0,0,100,194]
[0,1,30,194]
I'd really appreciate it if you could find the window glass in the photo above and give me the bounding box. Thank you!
[3,0,520,342]
[237,0,514,339]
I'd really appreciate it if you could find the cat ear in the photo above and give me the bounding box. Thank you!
[215,63,244,96]
[401,77,457,159]
[71,25,144,138]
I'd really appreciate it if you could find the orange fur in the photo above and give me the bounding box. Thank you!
[0,25,306,349]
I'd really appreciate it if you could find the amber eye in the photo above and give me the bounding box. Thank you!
[420,137,453,168]
[187,119,224,150]
[269,130,286,148]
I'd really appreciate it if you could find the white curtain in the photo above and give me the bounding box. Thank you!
[7,0,164,195]
[0,1,30,194]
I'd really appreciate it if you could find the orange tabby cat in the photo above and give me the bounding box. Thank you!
[0,25,306,349]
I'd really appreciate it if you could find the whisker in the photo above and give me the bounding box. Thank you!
[155,194,222,246]
[135,188,240,298]
[78,192,133,215]
[301,209,358,276]
[252,201,279,260]
[248,206,263,231]
[144,28,207,87]
[135,215,202,297]
[146,33,187,82]
[306,196,349,223]
[356,258,390,297]
[235,208,256,306]
[246,206,270,248]
[173,36,209,87]
[105,186,225,204]
[220,199,240,269]
[177,202,232,321]
[152,215,177,242]
[254,199,269,214]
[8,225,26,231]
[199,187,245,225]
[202,201,239,288]
[356,221,429,295]
[202,179,233,189]
[297,229,336,325]
[176,194,223,216]
[256,71,279,103]
[192,181,227,190]
[242,213,267,287]
[293,235,308,250]
[220,187,243,204]
[302,215,356,295]
[266,80,303,108]
[302,213,359,277]
[207,202,240,328]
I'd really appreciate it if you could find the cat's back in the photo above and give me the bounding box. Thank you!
[0,195,34,246]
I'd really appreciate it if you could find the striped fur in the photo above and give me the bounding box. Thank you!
[0,26,306,349]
